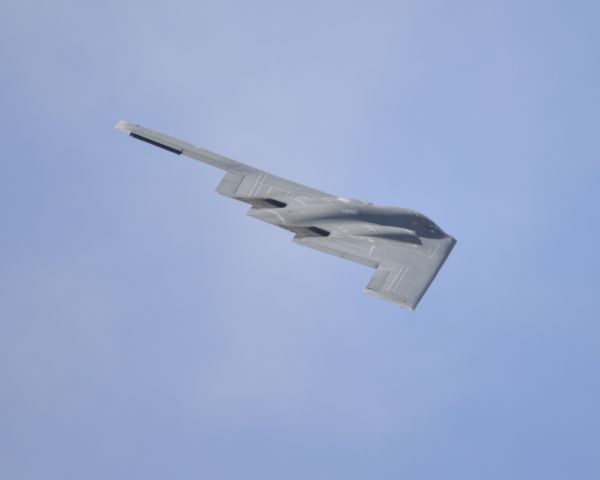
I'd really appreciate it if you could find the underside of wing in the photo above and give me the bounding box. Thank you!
[293,234,380,268]
[294,233,455,310]
[363,237,456,310]
[216,169,331,208]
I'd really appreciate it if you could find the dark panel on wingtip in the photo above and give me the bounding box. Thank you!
[130,133,183,154]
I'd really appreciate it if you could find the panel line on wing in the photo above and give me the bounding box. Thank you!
[248,173,264,197]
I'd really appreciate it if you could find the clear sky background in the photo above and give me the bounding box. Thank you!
[1,1,599,478]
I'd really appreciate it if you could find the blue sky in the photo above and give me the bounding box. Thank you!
[1,1,599,478]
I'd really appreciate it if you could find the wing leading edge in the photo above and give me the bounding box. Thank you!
[115,120,330,205]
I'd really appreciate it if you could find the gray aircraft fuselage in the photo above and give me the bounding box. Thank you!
[249,199,446,240]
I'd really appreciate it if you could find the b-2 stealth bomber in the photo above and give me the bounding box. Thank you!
[115,121,456,310]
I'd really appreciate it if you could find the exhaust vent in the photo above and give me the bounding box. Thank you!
[263,198,287,208]
[308,226,330,237]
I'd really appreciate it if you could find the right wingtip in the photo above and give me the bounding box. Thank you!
[362,288,416,311]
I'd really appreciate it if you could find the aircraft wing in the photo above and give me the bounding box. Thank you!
[362,237,455,310]
[115,121,332,207]
[297,234,455,310]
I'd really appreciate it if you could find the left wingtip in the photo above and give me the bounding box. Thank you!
[114,120,135,133]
